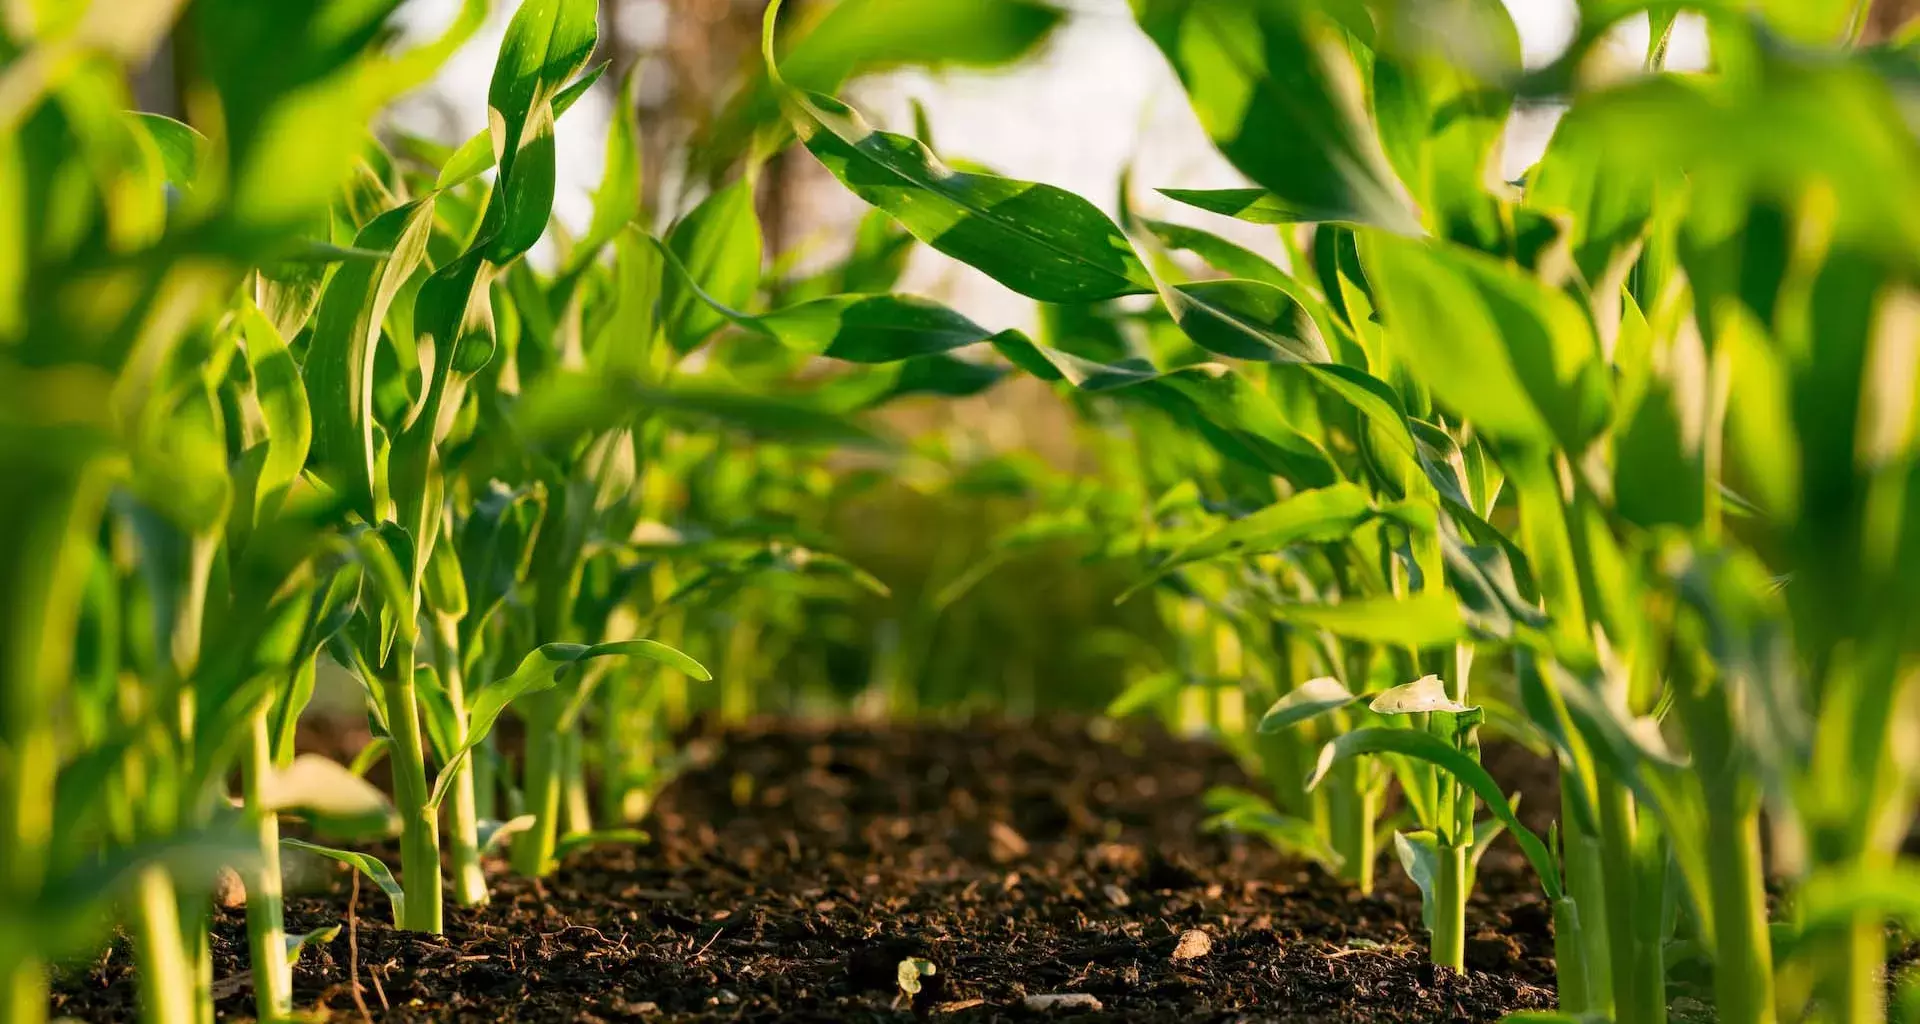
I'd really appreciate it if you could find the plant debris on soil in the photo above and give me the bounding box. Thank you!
[52,720,1561,1022]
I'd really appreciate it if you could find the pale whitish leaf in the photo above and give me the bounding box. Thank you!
[280,840,403,925]
[897,957,936,996]
[1369,675,1473,715]
[262,755,399,840]
[1257,676,1359,733]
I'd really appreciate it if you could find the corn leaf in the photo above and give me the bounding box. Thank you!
[661,177,764,353]
[1132,0,1418,233]
[1258,676,1361,733]
[1307,727,1560,899]
[280,839,404,925]
[1272,589,1465,648]
[427,639,711,809]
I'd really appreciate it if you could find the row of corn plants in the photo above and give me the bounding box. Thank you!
[0,0,1073,1020]
[765,0,1920,1021]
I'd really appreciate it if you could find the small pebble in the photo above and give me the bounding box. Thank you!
[1024,993,1103,1011]
[989,821,1031,862]
[1172,929,1213,961]
[1102,884,1131,908]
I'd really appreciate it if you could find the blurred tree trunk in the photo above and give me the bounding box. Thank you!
[1867,0,1919,40]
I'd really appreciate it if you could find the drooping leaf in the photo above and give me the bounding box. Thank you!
[1133,0,1418,232]
[1272,589,1465,648]
[280,839,404,925]
[1308,727,1560,898]
[427,640,711,809]
[698,0,1065,173]
[1201,786,1344,870]
[1159,187,1303,226]
[767,6,1152,304]
[1257,676,1361,733]
[1163,278,1332,365]
[1122,484,1374,601]
[661,177,763,353]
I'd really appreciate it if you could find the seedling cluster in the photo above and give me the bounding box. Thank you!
[5,1,1920,1023]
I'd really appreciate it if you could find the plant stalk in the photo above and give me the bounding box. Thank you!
[1596,775,1666,1024]
[1553,895,1594,1015]
[511,697,562,878]
[1432,840,1469,972]
[382,640,443,933]
[1561,780,1614,1019]
[433,618,487,908]
[1706,804,1777,1024]
[242,706,291,1021]
[1326,752,1376,893]
[131,865,195,1024]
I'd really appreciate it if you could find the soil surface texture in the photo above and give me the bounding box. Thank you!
[52,719,1561,1022]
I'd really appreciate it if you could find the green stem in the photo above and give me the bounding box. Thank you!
[1706,804,1777,1024]
[1561,779,1614,1019]
[1596,775,1665,1024]
[511,698,562,878]
[181,898,212,1024]
[561,728,593,837]
[472,733,498,822]
[1326,753,1377,893]
[131,866,195,1024]
[597,678,630,825]
[1825,914,1883,1024]
[0,951,45,1024]
[242,706,291,1021]
[1432,840,1468,972]
[0,727,54,1024]
[1553,895,1594,1015]
[382,641,443,933]
[433,618,486,908]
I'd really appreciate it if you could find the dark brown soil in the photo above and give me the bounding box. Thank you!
[51,720,1560,1022]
